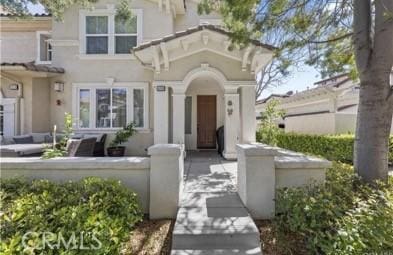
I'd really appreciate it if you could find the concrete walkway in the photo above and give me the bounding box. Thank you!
[171,151,261,255]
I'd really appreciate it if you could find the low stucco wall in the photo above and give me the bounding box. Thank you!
[275,156,330,188]
[237,143,332,219]
[1,157,150,213]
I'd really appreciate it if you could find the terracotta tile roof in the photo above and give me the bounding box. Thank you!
[133,24,277,52]
[256,93,292,104]
[1,62,64,74]
[0,13,51,17]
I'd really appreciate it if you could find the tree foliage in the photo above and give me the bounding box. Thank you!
[0,0,132,21]
[199,0,355,79]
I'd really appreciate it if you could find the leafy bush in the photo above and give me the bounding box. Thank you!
[257,99,285,146]
[0,177,143,254]
[276,162,393,254]
[260,132,393,164]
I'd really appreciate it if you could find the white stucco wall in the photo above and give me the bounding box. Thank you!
[174,1,221,31]
[285,113,336,135]
[0,32,37,63]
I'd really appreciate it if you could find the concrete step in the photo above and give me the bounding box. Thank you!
[170,247,262,255]
[172,207,260,250]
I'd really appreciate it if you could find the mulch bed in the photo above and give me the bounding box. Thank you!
[256,220,307,255]
[123,218,306,255]
[123,218,174,255]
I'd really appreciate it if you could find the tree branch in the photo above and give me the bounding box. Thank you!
[309,33,353,44]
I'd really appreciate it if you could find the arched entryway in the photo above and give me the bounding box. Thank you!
[184,75,224,151]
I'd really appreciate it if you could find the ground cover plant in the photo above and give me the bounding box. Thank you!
[275,162,393,254]
[0,177,143,254]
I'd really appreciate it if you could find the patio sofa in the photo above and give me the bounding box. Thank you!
[0,133,52,157]
[71,133,107,156]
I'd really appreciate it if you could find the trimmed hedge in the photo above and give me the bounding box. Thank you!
[267,132,393,164]
[0,177,143,254]
[276,162,393,254]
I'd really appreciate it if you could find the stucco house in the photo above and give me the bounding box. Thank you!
[256,73,393,135]
[0,0,275,159]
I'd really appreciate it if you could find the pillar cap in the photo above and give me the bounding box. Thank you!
[148,144,183,156]
[237,143,279,157]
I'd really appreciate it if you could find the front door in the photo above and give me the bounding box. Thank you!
[197,95,217,149]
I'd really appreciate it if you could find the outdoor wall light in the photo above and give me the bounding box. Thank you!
[156,85,166,92]
[54,82,64,92]
[227,100,233,116]
[8,84,19,90]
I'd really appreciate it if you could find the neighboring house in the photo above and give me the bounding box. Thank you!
[256,73,393,135]
[0,0,274,158]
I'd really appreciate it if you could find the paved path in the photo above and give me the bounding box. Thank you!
[171,151,261,255]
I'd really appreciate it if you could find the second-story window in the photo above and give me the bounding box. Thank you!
[36,31,52,64]
[115,16,137,54]
[82,9,142,56]
[86,16,109,54]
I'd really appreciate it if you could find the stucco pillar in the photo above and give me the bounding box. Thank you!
[172,93,186,144]
[148,144,184,219]
[237,143,278,219]
[240,86,256,143]
[223,93,240,159]
[153,85,169,144]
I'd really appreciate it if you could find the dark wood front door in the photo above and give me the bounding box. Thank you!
[197,95,217,149]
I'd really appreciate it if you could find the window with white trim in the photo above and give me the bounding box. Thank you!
[75,84,148,130]
[36,31,52,63]
[80,9,142,55]
[86,16,109,54]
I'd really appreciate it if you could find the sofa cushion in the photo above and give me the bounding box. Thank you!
[13,135,34,144]
[31,132,51,143]
[83,134,104,142]
[71,134,84,139]
[0,137,15,145]
[1,143,46,156]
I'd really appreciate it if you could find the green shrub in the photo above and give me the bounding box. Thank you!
[260,132,393,164]
[276,162,393,254]
[0,177,143,254]
[257,99,285,146]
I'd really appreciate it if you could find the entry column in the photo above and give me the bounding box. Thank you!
[172,93,186,144]
[153,85,169,144]
[224,93,240,159]
[240,86,256,143]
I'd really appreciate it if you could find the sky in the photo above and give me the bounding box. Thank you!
[27,3,322,99]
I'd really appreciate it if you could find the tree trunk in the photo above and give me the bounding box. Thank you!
[353,0,393,183]
[354,73,393,182]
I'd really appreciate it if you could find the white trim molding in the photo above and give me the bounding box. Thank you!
[36,31,52,65]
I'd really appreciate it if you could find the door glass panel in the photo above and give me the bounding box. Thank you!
[79,89,90,128]
[115,16,137,34]
[0,105,3,136]
[115,36,137,54]
[133,89,144,128]
[96,89,111,128]
[86,16,108,34]
[86,36,108,54]
[185,96,192,134]
[112,88,127,128]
